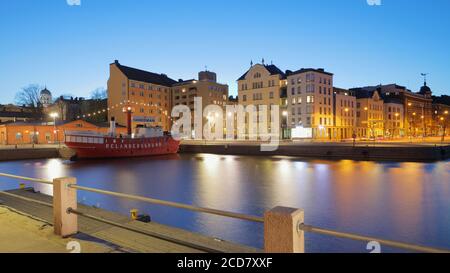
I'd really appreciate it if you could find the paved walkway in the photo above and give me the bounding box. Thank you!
[0,206,118,253]
[0,189,260,253]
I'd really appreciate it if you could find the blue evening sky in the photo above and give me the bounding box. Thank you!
[1,0,449,103]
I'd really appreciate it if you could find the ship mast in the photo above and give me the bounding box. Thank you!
[123,105,134,136]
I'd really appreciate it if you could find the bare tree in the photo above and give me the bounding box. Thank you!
[15,84,43,109]
[90,88,107,100]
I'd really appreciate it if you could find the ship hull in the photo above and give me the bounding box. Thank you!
[65,135,180,159]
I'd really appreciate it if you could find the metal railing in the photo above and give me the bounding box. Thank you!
[68,184,264,223]
[0,173,53,185]
[1,172,449,253]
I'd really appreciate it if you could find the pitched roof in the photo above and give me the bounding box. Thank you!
[114,61,177,87]
[237,64,286,81]
[333,87,350,94]
[287,68,333,76]
[349,87,379,99]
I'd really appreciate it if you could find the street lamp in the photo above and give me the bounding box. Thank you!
[282,111,288,139]
[50,112,59,144]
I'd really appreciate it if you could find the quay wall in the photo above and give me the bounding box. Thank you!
[0,144,449,162]
[0,148,60,161]
[179,144,450,161]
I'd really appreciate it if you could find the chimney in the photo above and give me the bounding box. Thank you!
[114,60,119,65]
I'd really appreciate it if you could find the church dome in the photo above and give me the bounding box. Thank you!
[418,81,432,98]
[420,83,431,94]
[40,88,51,95]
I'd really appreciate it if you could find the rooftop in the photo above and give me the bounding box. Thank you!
[287,68,333,76]
[113,60,177,87]
[237,63,286,81]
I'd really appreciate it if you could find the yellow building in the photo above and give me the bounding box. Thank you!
[333,88,356,140]
[287,68,334,139]
[237,62,288,138]
[107,60,176,131]
[351,89,384,138]
[383,99,404,138]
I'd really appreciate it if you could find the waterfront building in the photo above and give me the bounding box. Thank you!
[286,68,334,139]
[383,97,405,138]
[352,83,433,137]
[350,88,384,138]
[108,60,176,131]
[432,96,450,137]
[0,119,126,145]
[237,61,288,139]
[332,88,356,140]
[172,70,229,138]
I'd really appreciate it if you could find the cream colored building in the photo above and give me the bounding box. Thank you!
[351,88,384,138]
[287,68,334,139]
[333,88,356,140]
[237,62,288,138]
[107,60,176,131]
[172,70,229,137]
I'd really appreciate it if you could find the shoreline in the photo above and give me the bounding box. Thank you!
[0,142,449,162]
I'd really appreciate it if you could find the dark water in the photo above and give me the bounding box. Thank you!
[1,154,449,253]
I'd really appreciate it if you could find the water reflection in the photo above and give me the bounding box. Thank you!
[0,154,449,252]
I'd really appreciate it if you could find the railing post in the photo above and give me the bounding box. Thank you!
[53,177,78,237]
[264,206,304,253]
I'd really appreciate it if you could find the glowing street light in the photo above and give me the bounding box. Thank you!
[50,112,59,144]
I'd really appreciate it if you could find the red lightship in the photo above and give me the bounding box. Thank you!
[64,107,180,160]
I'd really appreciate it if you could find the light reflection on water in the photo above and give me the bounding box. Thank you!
[0,154,449,252]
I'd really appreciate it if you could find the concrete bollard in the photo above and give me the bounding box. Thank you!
[53,177,78,237]
[264,206,305,253]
